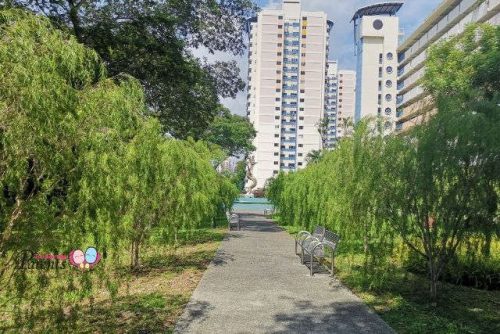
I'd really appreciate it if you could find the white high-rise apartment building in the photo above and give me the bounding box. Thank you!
[337,70,357,138]
[396,0,500,132]
[324,63,357,148]
[324,61,339,149]
[246,0,332,189]
[352,2,403,131]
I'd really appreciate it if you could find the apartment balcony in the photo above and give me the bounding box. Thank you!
[281,121,296,126]
[397,67,405,77]
[281,138,296,144]
[396,110,404,118]
[281,156,296,161]
[281,148,296,153]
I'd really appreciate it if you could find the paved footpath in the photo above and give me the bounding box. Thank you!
[175,215,394,334]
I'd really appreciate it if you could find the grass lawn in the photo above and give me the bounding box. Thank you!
[0,228,226,334]
[280,224,500,334]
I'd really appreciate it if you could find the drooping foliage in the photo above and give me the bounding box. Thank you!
[0,9,238,327]
[2,0,256,138]
[268,24,500,300]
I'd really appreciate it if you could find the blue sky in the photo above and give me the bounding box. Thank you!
[222,0,443,115]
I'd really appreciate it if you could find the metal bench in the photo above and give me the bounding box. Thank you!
[295,226,325,256]
[301,229,340,276]
[264,208,275,217]
[226,212,240,231]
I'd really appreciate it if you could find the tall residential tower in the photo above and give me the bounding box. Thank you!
[246,0,332,189]
[352,2,403,131]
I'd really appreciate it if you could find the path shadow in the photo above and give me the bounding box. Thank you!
[269,299,393,334]
[174,300,214,333]
[240,220,284,233]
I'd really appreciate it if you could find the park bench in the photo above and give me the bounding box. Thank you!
[226,212,240,231]
[264,208,275,217]
[295,225,325,256]
[297,228,340,276]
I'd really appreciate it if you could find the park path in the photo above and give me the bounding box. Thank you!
[175,214,394,334]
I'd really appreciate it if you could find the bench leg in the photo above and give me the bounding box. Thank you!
[310,253,314,276]
[331,252,335,277]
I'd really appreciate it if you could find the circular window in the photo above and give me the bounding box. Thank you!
[386,66,393,74]
[373,19,384,30]
[385,94,392,102]
[386,80,392,88]
[384,121,392,130]
[385,108,392,115]
[387,52,394,60]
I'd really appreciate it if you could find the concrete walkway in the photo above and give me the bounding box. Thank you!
[175,215,394,334]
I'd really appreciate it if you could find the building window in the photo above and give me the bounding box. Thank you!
[276,89,281,92]
[298,144,303,148]
[273,170,279,175]
[378,67,383,78]
[387,52,393,60]
[274,134,279,138]
[298,153,303,157]
[386,66,393,74]
[277,52,282,56]
[302,35,306,38]
[275,116,280,120]
[386,80,392,88]
[298,162,303,166]
[278,34,282,38]
[378,107,382,115]
[278,25,283,29]
[274,161,279,165]
[385,94,392,102]
[300,89,305,93]
[274,143,279,147]
[379,53,383,64]
[278,15,283,20]
[384,121,392,130]
[276,79,281,83]
[373,19,383,30]
[299,116,304,120]
[385,108,392,115]
[378,81,382,91]
[275,107,280,111]
[278,43,282,47]
[300,98,304,102]
[378,94,381,104]
[302,17,308,21]
[276,70,281,74]
[276,97,281,101]
[277,61,281,65]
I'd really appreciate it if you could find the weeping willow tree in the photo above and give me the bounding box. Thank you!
[268,24,499,301]
[0,9,137,326]
[0,9,238,328]
[380,23,500,302]
[268,119,396,286]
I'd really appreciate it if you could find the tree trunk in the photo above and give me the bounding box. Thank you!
[428,259,438,305]
[482,233,492,257]
[130,239,140,270]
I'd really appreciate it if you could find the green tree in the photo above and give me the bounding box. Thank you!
[381,23,500,302]
[2,0,256,138]
[202,106,256,157]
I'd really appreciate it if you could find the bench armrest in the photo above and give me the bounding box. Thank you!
[296,231,311,242]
